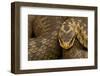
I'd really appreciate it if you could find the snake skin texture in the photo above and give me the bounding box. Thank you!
[58,17,88,58]
[28,15,67,60]
[62,39,88,59]
[28,15,88,60]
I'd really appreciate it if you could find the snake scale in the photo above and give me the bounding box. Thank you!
[28,15,88,60]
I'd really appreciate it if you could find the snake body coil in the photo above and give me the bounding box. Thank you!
[28,16,67,60]
[28,16,88,60]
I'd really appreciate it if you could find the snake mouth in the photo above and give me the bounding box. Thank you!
[59,34,76,49]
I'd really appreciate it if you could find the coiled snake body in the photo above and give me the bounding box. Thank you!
[28,16,88,60]
[28,16,67,60]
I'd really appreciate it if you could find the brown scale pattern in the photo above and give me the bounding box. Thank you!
[62,39,88,59]
[28,16,67,60]
[28,37,62,60]
[28,15,88,60]
[59,17,88,58]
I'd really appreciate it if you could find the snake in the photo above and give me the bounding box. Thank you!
[58,17,88,49]
[28,16,88,60]
[58,17,88,58]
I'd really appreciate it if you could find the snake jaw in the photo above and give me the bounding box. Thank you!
[59,38,75,49]
[59,33,76,49]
